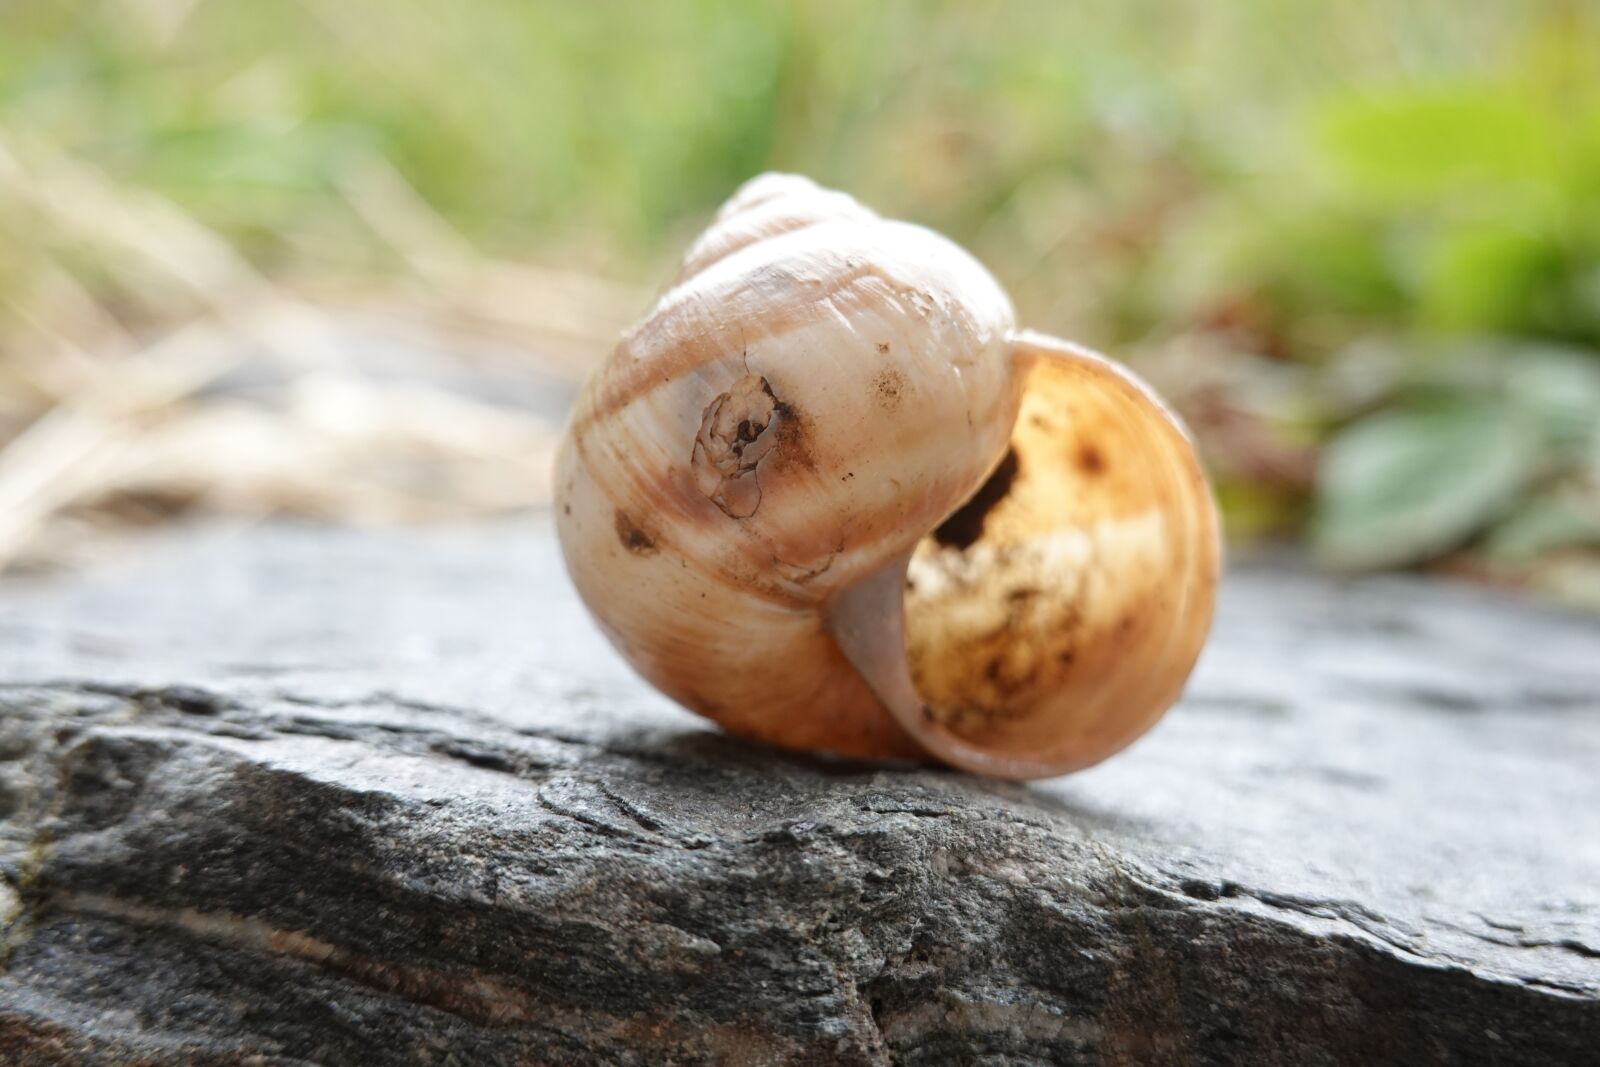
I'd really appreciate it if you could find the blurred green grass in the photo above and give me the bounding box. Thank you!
[2,0,1598,603]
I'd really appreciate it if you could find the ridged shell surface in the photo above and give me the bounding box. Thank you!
[555,174,1021,756]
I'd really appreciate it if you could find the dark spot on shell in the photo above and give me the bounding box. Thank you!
[877,341,891,353]
[933,448,1020,551]
[614,510,658,556]
[562,504,572,516]
[1076,443,1107,476]
[873,369,905,409]
[980,650,1039,697]
[767,398,817,476]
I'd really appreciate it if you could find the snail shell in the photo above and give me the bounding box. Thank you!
[555,174,1219,780]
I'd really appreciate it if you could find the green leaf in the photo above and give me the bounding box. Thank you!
[1485,485,1600,563]
[1419,225,1563,335]
[1504,347,1600,458]
[1314,87,1562,204]
[1313,399,1535,569]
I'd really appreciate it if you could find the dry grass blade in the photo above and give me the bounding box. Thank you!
[334,155,645,381]
[0,322,236,568]
[0,134,571,573]
[0,131,345,373]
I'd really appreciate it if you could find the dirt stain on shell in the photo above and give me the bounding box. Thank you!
[873,368,905,409]
[614,510,659,555]
[1076,443,1107,476]
[906,545,1087,740]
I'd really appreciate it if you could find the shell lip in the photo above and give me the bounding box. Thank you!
[823,551,1102,782]
[824,332,1222,782]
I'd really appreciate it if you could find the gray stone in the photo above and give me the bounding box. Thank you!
[0,519,1596,1065]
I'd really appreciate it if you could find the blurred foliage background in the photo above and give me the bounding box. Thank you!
[2,0,1598,607]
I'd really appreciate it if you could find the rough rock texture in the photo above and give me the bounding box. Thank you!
[0,520,1596,1065]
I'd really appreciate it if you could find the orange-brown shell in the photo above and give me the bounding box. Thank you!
[556,174,1020,758]
[555,174,1220,778]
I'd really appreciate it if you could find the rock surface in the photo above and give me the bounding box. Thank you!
[0,520,1597,1065]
